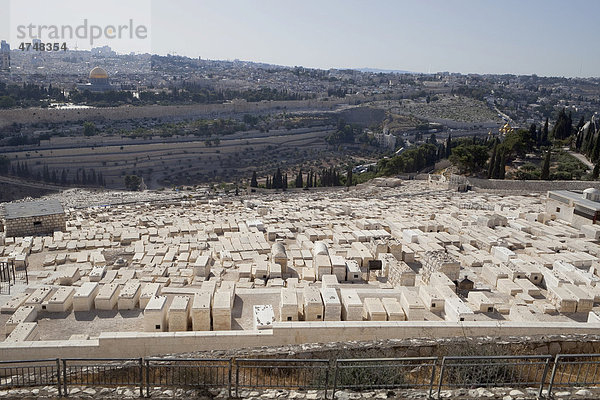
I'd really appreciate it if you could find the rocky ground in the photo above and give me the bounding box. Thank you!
[0,385,597,399]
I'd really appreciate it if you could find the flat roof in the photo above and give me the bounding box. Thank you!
[3,199,64,220]
[548,190,600,212]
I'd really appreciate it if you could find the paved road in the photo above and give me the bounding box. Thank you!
[567,150,593,171]
[0,175,65,191]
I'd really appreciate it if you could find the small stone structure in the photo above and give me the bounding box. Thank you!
[3,199,66,237]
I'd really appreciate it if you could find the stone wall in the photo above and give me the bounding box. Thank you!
[468,178,600,192]
[4,213,66,237]
[1,320,599,361]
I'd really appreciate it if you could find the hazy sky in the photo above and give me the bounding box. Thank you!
[2,0,600,77]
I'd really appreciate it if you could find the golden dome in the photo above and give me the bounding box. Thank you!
[89,67,108,79]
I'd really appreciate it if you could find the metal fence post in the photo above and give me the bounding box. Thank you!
[235,358,240,398]
[145,359,150,398]
[436,357,447,400]
[56,358,62,397]
[62,359,68,397]
[538,357,551,399]
[331,359,339,400]
[138,358,144,398]
[228,358,233,399]
[428,358,438,400]
[546,355,560,398]
[323,359,332,400]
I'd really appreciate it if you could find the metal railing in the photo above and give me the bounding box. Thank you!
[62,358,143,397]
[235,358,330,397]
[333,357,438,398]
[0,260,15,294]
[436,355,552,399]
[0,359,61,395]
[548,354,600,394]
[145,358,232,397]
[0,354,599,398]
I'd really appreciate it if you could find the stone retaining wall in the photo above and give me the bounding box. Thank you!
[467,178,600,192]
[1,320,599,361]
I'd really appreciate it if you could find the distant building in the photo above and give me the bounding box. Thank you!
[91,45,116,56]
[2,199,66,237]
[546,189,600,228]
[77,67,113,92]
[0,40,10,71]
[374,131,397,150]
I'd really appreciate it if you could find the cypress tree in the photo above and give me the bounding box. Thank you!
[488,141,497,179]
[499,151,506,179]
[541,117,549,145]
[592,130,600,163]
[541,150,551,180]
[346,167,353,187]
[445,134,452,158]
[593,163,600,180]
[250,171,258,187]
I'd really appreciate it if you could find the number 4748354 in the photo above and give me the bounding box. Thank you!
[18,42,68,51]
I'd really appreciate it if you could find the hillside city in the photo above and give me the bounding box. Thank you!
[1,11,600,398]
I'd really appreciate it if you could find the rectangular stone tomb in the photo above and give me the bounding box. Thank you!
[253,304,275,330]
[340,289,363,321]
[73,282,100,311]
[320,287,341,321]
[5,305,37,335]
[144,296,168,332]
[329,255,347,281]
[279,287,298,322]
[89,266,106,282]
[140,283,161,309]
[381,298,406,321]
[212,291,232,330]
[44,287,75,312]
[303,286,324,321]
[362,298,387,321]
[94,283,120,310]
[193,255,212,278]
[444,297,475,322]
[168,295,191,332]
[58,266,81,286]
[400,288,425,320]
[345,260,361,282]
[24,287,53,311]
[1,293,30,314]
[118,281,141,310]
[5,322,39,342]
[191,291,212,331]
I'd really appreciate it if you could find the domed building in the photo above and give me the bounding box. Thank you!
[77,66,113,92]
[89,67,109,86]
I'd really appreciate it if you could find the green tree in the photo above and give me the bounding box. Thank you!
[540,150,551,180]
[295,170,303,188]
[592,131,600,163]
[445,134,452,158]
[346,167,353,187]
[540,117,549,146]
[0,155,10,174]
[487,140,497,178]
[250,171,258,188]
[449,144,489,174]
[499,151,507,179]
[83,121,97,136]
[0,96,16,109]
[124,175,142,191]
[551,109,572,140]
